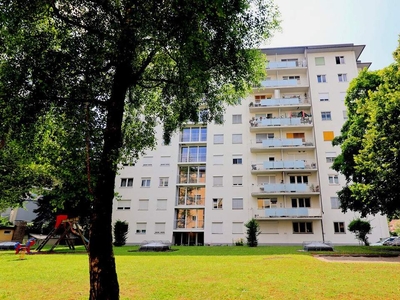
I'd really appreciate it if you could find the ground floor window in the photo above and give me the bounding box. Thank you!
[293,222,312,233]
[334,222,346,233]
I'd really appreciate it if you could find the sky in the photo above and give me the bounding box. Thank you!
[264,0,400,70]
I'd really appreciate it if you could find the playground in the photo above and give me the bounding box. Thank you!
[1,245,400,299]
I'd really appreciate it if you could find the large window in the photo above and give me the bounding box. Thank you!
[232,134,242,144]
[293,222,313,233]
[232,114,242,124]
[331,197,340,209]
[232,198,243,210]
[291,198,311,208]
[317,75,327,83]
[136,223,147,234]
[338,73,348,82]
[179,166,206,184]
[334,222,346,233]
[181,127,207,142]
[315,57,325,66]
[116,199,131,210]
[232,176,243,186]
[335,56,345,64]
[213,198,223,209]
[321,111,332,121]
[180,146,207,162]
[178,187,205,205]
[120,178,133,187]
[328,175,339,184]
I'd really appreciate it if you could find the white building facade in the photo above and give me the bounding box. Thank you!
[113,44,389,245]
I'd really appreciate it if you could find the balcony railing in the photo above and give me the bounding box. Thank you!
[177,176,206,184]
[179,155,207,163]
[250,117,313,127]
[177,197,205,206]
[251,160,316,171]
[256,208,321,218]
[260,138,314,147]
[267,61,307,69]
[251,97,310,107]
[174,219,204,229]
[256,183,319,193]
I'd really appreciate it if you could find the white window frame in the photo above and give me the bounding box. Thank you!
[138,199,149,211]
[232,114,242,124]
[317,75,327,83]
[321,111,332,121]
[335,56,345,64]
[116,199,131,210]
[326,152,337,163]
[232,197,243,210]
[211,222,223,234]
[232,222,243,234]
[328,175,339,184]
[160,156,170,167]
[155,222,166,234]
[213,198,223,209]
[213,176,223,187]
[213,154,224,165]
[232,156,243,165]
[213,134,224,144]
[315,57,325,66]
[338,73,348,82]
[159,177,169,187]
[120,178,133,187]
[142,156,153,167]
[232,134,242,144]
[136,222,147,234]
[141,178,151,187]
[156,199,167,210]
[318,93,329,102]
[232,176,243,186]
[331,197,341,209]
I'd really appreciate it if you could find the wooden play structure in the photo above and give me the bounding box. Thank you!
[36,215,89,252]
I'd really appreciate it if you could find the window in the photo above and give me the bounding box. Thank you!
[293,222,313,233]
[213,176,223,187]
[317,75,327,83]
[213,198,223,209]
[232,157,242,165]
[323,131,334,141]
[257,175,276,185]
[319,93,329,101]
[338,73,348,82]
[142,156,153,167]
[213,154,224,165]
[291,198,311,208]
[3,230,12,235]
[232,114,242,124]
[264,221,279,234]
[232,222,243,234]
[256,133,274,143]
[330,197,341,209]
[232,198,243,210]
[155,222,166,234]
[321,111,332,121]
[335,56,345,64]
[180,146,207,162]
[136,222,146,234]
[334,222,346,233]
[232,134,242,144]
[120,178,133,187]
[138,199,149,210]
[258,198,277,209]
[328,175,339,184]
[141,178,151,187]
[315,57,325,66]
[343,110,348,120]
[283,75,300,81]
[160,156,170,167]
[213,134,224,144]
[116,199,131,210]
[232,176,243,186]
[339,92,346,101]
[289,175,308,184]
[181,127,207,142]
[159,177,169,187]
[212,222,223,234]
[157,199,167,210]
[326,152,337,163]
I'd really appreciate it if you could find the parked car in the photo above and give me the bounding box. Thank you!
[386,237,400,246]
[370,237,396,246]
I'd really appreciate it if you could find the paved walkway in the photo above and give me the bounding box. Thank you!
[315,255,400,263]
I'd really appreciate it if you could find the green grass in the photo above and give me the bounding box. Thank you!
[0,246,399,299]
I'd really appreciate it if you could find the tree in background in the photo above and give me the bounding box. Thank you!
[0,1,279,299]
[348,218,371,246]
[113,220,129,247]
[245,218,261,247]
[332,37,400,219]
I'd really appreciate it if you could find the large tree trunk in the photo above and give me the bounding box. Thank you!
[89,62,131,300]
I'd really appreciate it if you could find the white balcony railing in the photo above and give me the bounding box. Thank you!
[251,160,316,171]
[256,183,319,193]
[261,79,298,87]
[252,97,310,107]
[259,208,321,218]
[250,117,313,127]
[267,61,307,69]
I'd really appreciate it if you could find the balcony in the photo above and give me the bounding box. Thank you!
[255,208,322,219]
[250,139,315,152]
[178,155,207,163]
[249,117,313,131]
[250,97,310,110]
[251,160,317,173]
[176,197,205,206]
[177,176,206,185]
[267,61,307,69]
[174,219,204,230]
[252,183,320,196]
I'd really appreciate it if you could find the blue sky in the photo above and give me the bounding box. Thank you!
[264,0,400,70]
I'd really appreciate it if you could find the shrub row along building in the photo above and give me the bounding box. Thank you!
[112,44,389,246]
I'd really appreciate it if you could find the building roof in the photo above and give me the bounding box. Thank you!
[260,43,366,60]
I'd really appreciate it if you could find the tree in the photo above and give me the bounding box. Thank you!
[113,220,128,247]
[0,1,279,299]
[245,218,261,247]
[348,218,371,246]
[332,37,400,219]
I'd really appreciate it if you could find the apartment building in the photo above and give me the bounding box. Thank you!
[113,44,389,246]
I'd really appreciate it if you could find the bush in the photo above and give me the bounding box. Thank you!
[113,220,129,246]
[348,218,371,246]
[245,218,260,247]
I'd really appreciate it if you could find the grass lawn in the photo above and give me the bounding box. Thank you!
[0,245,399,299]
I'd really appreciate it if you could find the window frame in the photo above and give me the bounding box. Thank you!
[232,176,243,186]
[334,222,346,233]
[293,222,313,234]
[141,178,151,187]
[338,73,348,82]
[159,177,169,187]
[335,56,345,64]
[315,57,325,66]
[213,198,223,209]
[120,178,133,187]
[232,114,242,124]
[328,175,339,185]
[232,197,244,210]
[321,111,332,121]
[317,74,327,83]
